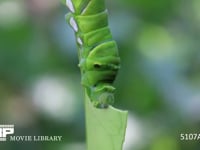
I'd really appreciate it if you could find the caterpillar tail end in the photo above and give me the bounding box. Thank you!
[92,93,114,108]
[91,85,115,109]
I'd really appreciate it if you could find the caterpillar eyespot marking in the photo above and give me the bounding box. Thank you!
[66,0,120,108]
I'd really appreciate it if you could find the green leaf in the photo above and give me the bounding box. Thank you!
[85,89,128,150]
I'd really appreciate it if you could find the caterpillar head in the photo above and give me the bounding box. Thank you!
[90,84,115,108]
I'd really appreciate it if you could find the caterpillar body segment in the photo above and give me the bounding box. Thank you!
[66,0,120,108]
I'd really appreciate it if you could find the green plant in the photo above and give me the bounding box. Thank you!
[65,0,128,149]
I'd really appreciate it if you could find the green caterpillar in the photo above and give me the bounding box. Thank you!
[66,0,120,108]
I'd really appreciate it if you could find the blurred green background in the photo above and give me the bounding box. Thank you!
[0,0,200,150]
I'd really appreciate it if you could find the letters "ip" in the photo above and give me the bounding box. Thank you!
[0,125,14,140]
